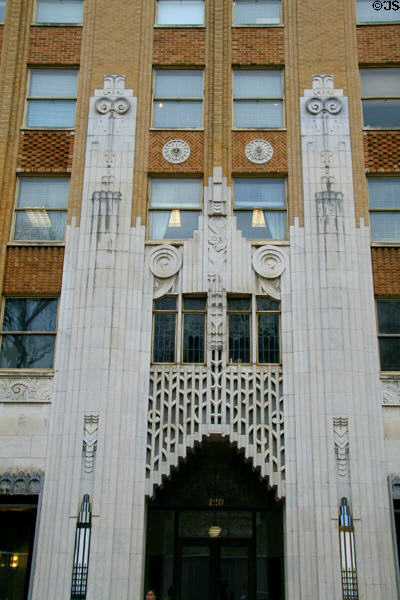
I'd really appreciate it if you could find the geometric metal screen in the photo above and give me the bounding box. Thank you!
[71,494,91,599]
[339,497,358,599]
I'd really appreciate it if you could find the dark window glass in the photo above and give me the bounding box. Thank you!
[183,313,205,363]
[258,314,280,363]
[361,69,400,129]
[0,299,57,369]
[229,313,250,363]
[228,297,251,311]
[377,300,400,371]
[153,313,176,363]
[377,300,400,334]
[154,297,177,311]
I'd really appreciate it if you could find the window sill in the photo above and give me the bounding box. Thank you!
[232,24,284,28]
[8,241,65,247]
[381,373,400,380]
[0,369,54,376]
[251,240,289,246]
[20,127,75,132]
[154,24,205,28]
[30,22,82,27]
[232,127,286,132]
[363,127,400,131]
[371,241,400,247]
[357,21,400,26]
[150,127,204,131]
[146,240,184,246]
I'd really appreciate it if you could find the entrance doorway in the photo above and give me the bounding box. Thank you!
[145,440,284,600]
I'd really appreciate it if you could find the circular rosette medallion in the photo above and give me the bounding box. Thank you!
[148,245,182,279]
[245,139,274,164]
[252,245,287,279]
[162,140,191,164]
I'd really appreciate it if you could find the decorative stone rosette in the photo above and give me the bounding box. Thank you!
[162,139,191,164]
[245,139,274,164]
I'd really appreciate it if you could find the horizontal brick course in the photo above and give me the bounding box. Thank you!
[364,132,400,172]
[357,24,400,64]
[372,247,400,296]
[17,131,74,172]
[28,26,81,64]
[232,131,287,172]
[232,27,284,65]
[148,131,204,173]
[3,246,64,294]
[153,28,205,65]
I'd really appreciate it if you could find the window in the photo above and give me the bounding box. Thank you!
[0,298,58,369]
[152,296,206,363]
[361,69,400,128]
[233,70,282,128]
[153,70,203,128]
[357,0,400,22]
[377,300,400,371]
[0,0,5,22]
[13,178,69,241]
[369,178,400,241]
[234,178,286,239]
[228,296,280,364]
[27,69,78,128]
[36,0,83,23]
[157,0,204,25]
[149,178,201,239]
[233,0,280,25]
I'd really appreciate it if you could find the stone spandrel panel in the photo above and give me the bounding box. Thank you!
[0,376,52,403]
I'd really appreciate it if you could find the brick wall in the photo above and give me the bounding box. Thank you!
[153,28,205,65]
[372,247,400,296]
[357,24,400,64]
[17,131,74,172]
[232,131,287,172]
[3,247,64,294]
[232,27,284,65]
[364,132,400,172]
[28,26,81,64]
[148,132,204,173]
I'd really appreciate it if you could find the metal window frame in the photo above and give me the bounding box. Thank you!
[232,0,282,26]
[376,298,400,373]
[256,296,281,365]
[35,0,83,25]
[152,69,204,129]
[232,68,284,129]
[155,0,205,26]
[25,68,78,129]
[361,68,400,130]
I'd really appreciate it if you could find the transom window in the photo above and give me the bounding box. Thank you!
[357,0,400,22]
[377,300,400,371]
[233,0,280,25]
[369,178,400,241]
[228,296,280,364]
[361,69,400,129]
[157,0,204,25]
[0,0,5,22]
[234,178,286,239]
[152,296,206,363]
[13,178,69,241]
[153,70,203,128]
[0,298,58,369]
[149,178,201,239]
[36,0,83,24]
[27,69,78,128]
[233,70,282,128]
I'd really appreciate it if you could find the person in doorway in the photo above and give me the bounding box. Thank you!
[145,590,156,600]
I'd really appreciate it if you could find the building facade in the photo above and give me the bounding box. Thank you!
[0,1,400,599]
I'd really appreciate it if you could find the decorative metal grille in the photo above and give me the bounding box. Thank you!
[146,365,284,497]
[71,495,91,600]
[339,497,359,599]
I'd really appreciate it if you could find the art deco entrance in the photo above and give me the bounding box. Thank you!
[145,440,284,600]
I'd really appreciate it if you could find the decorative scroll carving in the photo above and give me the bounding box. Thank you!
[94,75,131,115]
[306,96,342,115]
[146,365,285,498]
[245,139,274,164]
[251,246,286,300]
[103,74,126,96]
[312,74,334,97]
[382,379,400,405]
[0,471,42,495]
[83,416,99,474]
[334,417,349,478]
[0,377,52,403]
[148,245,183,298]
[162,139,191,164]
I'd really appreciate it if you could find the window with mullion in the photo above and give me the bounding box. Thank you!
[0,298,58,369]
[153,70,203,128]
[36,0,83,24]
[233,0,281,25]
[27,69,78,128]
[149,178,202,239]
[361,69,400,129]
[369,178,400,241]
[257,297,280,363]
[377,299,400,371]
[233,70,282,128]
[234,178,286,239]
[153,297,177,363]
[228,297,251,363]
[182,297,206,363]
[157,0,204,25]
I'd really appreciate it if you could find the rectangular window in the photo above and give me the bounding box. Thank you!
[36,0,83,23]
[153,70,203,128]
[369,178,400,241]
[182,297,206,363]
[0,0,5,21]
[228,297,251,363]
[153,297,177,363]
[157,0,204,25]
[233,70,282,128]
[257,297,280,363]
[357,0,400,22]
[361,69,400,128]
[149,178,201,239]
[377,299,400,371]
[233,0,280,25]
[27,69,78,128]
[0,298,58,369]
[13,178,69,241]
[234,178,286,239]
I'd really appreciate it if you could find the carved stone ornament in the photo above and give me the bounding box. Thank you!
[382,380,400,405]
[312,74,334,97]
[83,415,99,474]
[333,417,349,478]
[245,139,274,164]
[162,139,191,164]
[0,377,52,403]
[94,96,130,115]
[252,246,287,279]
[148,245,182,279]
[306,96,342,115]
[0,471,42,495]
